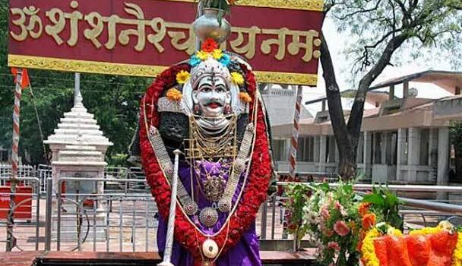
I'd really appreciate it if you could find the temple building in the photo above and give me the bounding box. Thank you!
[269,70,462,189]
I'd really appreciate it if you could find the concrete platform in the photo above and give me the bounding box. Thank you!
[0,250,318,266]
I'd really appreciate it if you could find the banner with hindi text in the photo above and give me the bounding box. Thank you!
[8,0,324,85]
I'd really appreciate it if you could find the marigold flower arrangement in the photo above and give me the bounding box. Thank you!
[361,221,462,266]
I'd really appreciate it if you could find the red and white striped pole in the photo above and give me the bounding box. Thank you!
[289,85,303,179]
[6,69,23,251]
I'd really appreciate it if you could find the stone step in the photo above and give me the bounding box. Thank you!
[59,124,100,130]
[64,112,94,119]
[60,117,97,125]
[53,129,104,136]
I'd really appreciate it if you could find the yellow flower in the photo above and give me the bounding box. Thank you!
[166,88,183,101]
[239,92,252,103]
[387,227,402,236]
[231,72,244,85]
[212,49,223,60]
[176,70,190,84]
[409,226,441,236]
[196,50,210,61]
[452,232,462,266]
[361,228,381,266]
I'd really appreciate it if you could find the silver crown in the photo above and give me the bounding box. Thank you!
[190,57,231,89]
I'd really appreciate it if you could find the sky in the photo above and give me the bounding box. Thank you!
[299,17,461,116]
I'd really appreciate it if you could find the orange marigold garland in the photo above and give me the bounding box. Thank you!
[361,222,461,266]
[362,213,376,230]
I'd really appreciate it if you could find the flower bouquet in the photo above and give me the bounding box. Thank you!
[302,182,365,266]
[296,182,402,266]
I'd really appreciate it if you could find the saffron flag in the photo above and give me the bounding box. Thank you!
[10,68,30,89]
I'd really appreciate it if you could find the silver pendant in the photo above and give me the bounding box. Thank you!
[183,200,198,216]
[202,238,219,259]
[218,198,231,213]
[199,207,219,227]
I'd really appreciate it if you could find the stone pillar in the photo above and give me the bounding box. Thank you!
[407,128,421,182]
[396,128,407,181]
[403,81,409,99]
[363,131,372,180]
[437,127,450,200]
[319,135,327,172]
[313,136,320,164]
[428,128,438,182]
[389,85,395,100]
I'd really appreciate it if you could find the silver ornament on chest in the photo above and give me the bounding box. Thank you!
[199,207,219,227]
[202,175,226,202]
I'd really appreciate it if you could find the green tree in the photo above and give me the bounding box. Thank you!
[320,0,462,179]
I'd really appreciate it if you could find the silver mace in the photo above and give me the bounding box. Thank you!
[158,149,182,266]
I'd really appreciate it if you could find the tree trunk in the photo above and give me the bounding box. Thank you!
[320,32,408,180]
[320,34,357,180]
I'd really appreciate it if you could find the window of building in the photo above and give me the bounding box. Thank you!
[272,139,289,161]
[297,137,311,162]
[419,129,429,166]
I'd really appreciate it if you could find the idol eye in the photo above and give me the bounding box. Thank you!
[216,85,226,92]
[201,86,212,92]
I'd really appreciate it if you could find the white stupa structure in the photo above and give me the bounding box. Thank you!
[45,91,112,188]
[45,89,112,241]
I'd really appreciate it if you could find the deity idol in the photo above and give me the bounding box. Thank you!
[138,12,273,266]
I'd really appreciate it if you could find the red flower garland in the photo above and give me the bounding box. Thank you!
[139,63,272,265]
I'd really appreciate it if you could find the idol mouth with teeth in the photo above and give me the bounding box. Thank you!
[207,102,223,108]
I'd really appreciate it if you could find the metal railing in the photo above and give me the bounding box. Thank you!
[0,176,41,251]
[54,177,158,252]
[0,166,461,251]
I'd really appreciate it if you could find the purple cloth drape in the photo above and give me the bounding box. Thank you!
[157,161,262,266]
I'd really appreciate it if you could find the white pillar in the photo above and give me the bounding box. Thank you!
[437,127,450,200]
[407,128,421,182]
[363,131,372,180]
[396,128,407,181]
[319,135,327,172]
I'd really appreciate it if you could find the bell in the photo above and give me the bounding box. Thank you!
[193,8,231,44]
